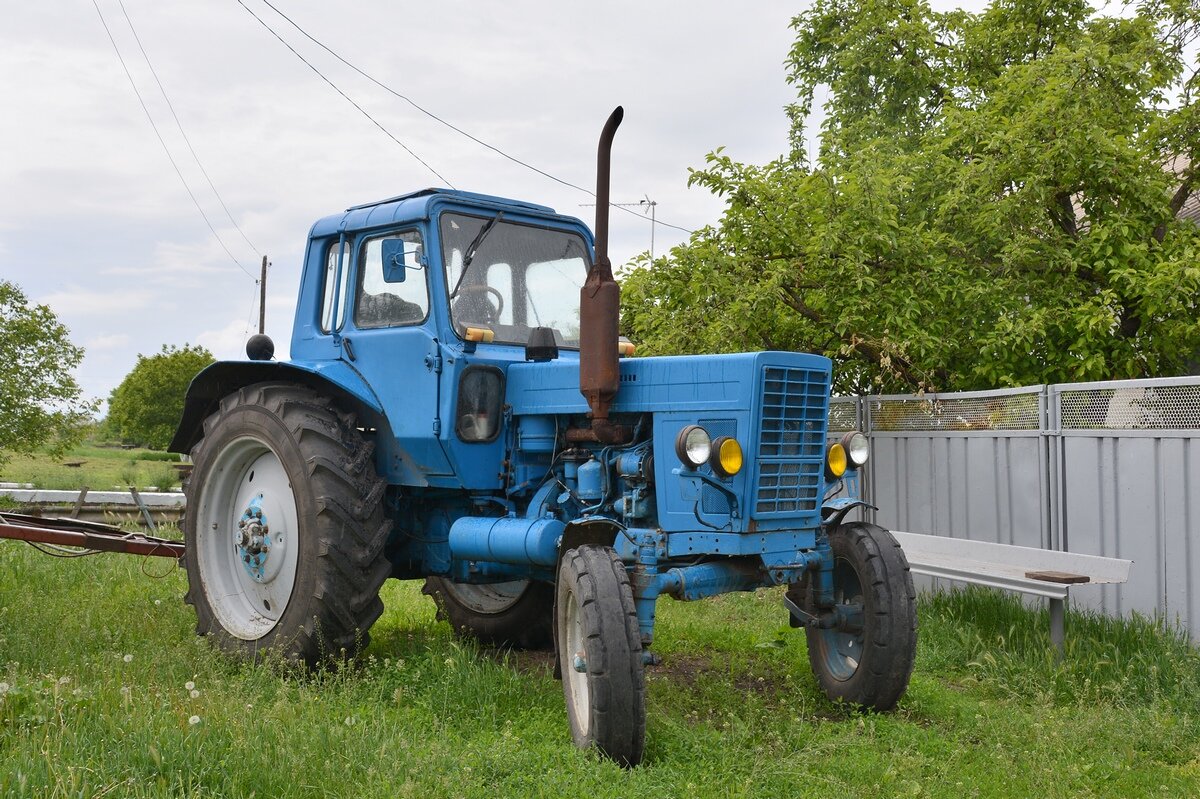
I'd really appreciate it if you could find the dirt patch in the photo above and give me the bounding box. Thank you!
[480,647,556,676]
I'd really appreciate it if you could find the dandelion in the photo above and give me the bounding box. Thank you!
[188,715,201,726]
[185,681,195,691]
[123,654,133,663]
[344,716,354,726]
[0,682,9,696]
[190,689,200,699]
[154,599,162,606]
[58,676,71,686]
[121,686,131,696]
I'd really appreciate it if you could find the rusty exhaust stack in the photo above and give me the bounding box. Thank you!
[578,107,631,445]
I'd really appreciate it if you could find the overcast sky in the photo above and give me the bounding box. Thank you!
[0,1,979,410]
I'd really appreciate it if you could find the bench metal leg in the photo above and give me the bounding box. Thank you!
[1049,596,1065,655]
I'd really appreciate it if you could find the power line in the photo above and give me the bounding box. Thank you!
[246,0,695,235]
[116,0,261,258]
[258,0,591,196]
[91,0,256,280]
[235,0,453,188]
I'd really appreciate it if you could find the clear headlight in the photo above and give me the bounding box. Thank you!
[841,431,869,467]
[675,425,711,468]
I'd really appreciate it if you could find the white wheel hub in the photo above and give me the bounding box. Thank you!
[196,437,300,640]
[563,587,591,737]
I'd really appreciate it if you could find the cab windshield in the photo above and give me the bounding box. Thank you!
[441,212,590,347]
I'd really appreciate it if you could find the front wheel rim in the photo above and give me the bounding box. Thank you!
[195,436,300,640]
[817,557,865,682]
[563,587,590,737]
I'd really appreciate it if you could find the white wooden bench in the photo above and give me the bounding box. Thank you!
[891,531,1132,652]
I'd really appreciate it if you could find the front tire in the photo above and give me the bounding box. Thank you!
[803,522,917,711]
[183,383,392,667]
[555,545,645,766]
[423,577,553,649]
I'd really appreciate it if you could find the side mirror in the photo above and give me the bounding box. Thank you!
[381,238,408,283]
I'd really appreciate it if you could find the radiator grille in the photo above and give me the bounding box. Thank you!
[755,366,828,519]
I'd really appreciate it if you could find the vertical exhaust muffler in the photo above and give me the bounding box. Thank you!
[578,107,631,445]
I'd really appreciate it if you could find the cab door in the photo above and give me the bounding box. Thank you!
[340,228,455,482]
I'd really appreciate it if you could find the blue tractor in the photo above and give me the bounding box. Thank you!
[169,109,916,765]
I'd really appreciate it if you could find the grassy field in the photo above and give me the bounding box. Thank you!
[1,540,1197,798]
[0,443,183,492]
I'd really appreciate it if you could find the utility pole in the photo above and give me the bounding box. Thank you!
[258,255,268,334]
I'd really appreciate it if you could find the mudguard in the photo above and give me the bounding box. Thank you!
[168,359,384,454]
[821,497,876,529]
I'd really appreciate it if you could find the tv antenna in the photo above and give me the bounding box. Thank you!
[581,196,658,259]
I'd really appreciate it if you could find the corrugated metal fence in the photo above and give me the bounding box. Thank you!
[831,376,1200,639]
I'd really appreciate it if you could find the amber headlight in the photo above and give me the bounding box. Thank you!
[710,436,743,478]
[675,425,712,468]
[841,431,869,467]
[825,442,848,480]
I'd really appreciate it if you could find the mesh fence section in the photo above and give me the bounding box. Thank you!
[870,391,1042,432]
[1059,383,1200,430]
[828,399,859,432]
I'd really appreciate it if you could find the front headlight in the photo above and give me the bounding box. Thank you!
[710,436,744,478]
[826,442,848,480]
[675,425,712,468]
[841,431,869,467]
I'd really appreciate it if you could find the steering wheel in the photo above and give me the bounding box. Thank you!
[455,285,505,321]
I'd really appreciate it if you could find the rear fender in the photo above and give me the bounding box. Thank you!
[168,360,385,455]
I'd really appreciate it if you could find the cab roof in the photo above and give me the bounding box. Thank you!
[308,188,563,239]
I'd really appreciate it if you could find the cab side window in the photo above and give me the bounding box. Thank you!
[320,239,351,333]
[355,231,429,329]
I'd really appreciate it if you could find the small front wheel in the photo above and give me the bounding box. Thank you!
[804,522,917,711]
[555,545,645,766]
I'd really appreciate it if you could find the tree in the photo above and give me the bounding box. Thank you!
[107,344,214,450]
[0,280,96,463]
[621,0,1200,394]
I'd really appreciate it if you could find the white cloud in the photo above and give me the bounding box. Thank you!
[85,333,131,351]
[38,286,157,317]
[195,316,256,362]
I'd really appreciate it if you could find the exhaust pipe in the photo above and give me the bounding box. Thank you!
[578,107,631,445]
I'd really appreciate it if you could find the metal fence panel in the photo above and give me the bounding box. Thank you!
[1050,379,1200,637]
[850,377,1200,640]
[866,387,1050,550]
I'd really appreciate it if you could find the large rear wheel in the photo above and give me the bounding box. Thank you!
[423,576,553,649]
[803,522,917,711]
[183,383,392,667]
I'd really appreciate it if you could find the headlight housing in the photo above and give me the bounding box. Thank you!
[710,436,744,478]
[841,431,869,467]
[825,442,848,480]
[675,425,711,468]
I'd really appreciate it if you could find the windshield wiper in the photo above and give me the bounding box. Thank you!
[450,212,504,299]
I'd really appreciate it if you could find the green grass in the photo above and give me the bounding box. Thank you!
[1,544,1197,798]
[0,443,183,491]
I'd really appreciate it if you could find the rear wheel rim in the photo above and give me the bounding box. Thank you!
[816,557,865,682]
[196,436,300,640]
[440,580,530,614]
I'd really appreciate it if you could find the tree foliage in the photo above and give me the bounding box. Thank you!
[622,0,1200,393]
[0,280,96,462]
[107,344,214,450]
